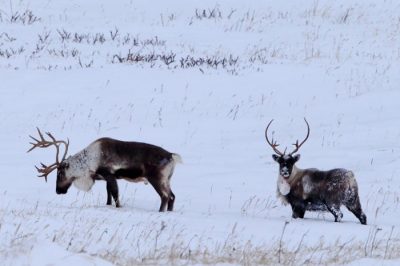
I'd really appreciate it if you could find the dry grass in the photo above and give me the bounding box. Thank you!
[1,192,400,266]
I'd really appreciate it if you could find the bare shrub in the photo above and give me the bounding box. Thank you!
[9,9,41,25]
[112,50,176,66]
[195,7,223,20]
[0,46,25,58]
[180,54,239,69]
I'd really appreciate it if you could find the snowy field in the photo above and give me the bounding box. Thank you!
[1,0,400,265]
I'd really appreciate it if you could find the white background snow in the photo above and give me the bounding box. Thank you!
[1,0,400,265]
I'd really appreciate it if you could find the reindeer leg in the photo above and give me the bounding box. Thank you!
[345,196,367,225]
[325,203,343,222]
[95,167,118,207]
[148,178,169,212]
[287,195,306,219]
[292,205,306,219]
[106,178,120,208]
[290,201,306,219]
[165,163,176,211]
[106,187,112,205]
[167,191,175,211]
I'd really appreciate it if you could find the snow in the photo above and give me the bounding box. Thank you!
[345,258,400,266]
[1,0,400,265]
[29,241,114,266]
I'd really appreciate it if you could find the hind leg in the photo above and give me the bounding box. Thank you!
[325,203,343,222]
[148,160,177,212]
[166,169,176,211]
[149,181,175,212]
[148,177,170,212]
[346,197,367,225]
[167,191,175,211]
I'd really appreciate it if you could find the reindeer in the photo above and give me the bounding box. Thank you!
[28,128,182,212]
[265,119,367,224]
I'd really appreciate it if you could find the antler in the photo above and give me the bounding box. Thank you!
[289,118,310,155]
[27,128,69,182]
[265,119,286,156]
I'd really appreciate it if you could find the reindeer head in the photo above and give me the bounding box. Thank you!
[27,128,73,194]
[265,118,310,179]
[55,160,72,194]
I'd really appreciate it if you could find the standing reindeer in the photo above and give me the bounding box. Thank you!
[28,128,182,212]
[265,119,367,224]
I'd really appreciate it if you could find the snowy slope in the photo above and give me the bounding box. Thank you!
[1,0,400,265]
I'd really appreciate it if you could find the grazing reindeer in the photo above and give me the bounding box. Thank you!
[265,119,367,224]
[28,128,182,212]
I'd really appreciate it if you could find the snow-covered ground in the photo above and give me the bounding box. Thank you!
[1,0,400,265]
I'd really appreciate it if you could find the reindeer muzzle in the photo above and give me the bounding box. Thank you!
[281,167,290,178]
[56,179,72,194]
[56,187,68,194]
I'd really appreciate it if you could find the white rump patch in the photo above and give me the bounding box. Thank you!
[345,170,355,179]
[161,160,174,181]
[172,153,183,164]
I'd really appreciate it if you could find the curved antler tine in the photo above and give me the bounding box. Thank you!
[45,132,69,163]
[265,119,274,142]
[28,128,69,181]
[27,142,37,153]
[303,117,310,133]
[265,119,285,156]
[266,119,274,130]
[36,127,44,140]
[35,162,57,182]
[36,171,49,182]
[46,131,55,140]
[29,135,40,142]
[55,143,60,164]
[61,138,70,162]
[289,117,311,155]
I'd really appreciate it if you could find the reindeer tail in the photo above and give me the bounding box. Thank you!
[172,153,183,164]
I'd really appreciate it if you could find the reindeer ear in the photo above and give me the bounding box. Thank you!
[293,154,301,162]
[61,161,69,168]
[272,154,280,162]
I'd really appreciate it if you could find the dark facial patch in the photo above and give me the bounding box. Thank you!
[56,163,72,194]
[272,154,300,178]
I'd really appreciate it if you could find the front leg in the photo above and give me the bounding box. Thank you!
[287,194,306,219]
[106,178,120,208]
[291,203,306,219]
[95,168,120,208]
[106,187,112,205]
